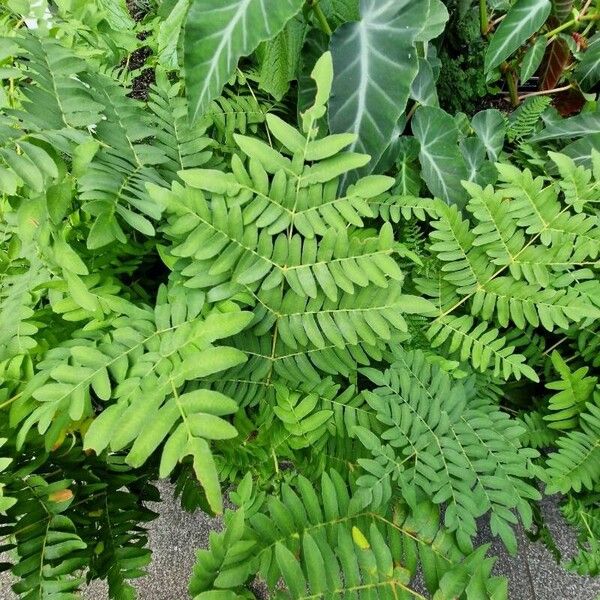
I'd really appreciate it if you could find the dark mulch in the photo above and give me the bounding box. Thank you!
[473,94,513,114]
[123,2,154,101]
[128,45,152,72]
[126,0,150,22]
[130,68,155,102]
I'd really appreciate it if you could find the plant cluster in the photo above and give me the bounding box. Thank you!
[2,0,600,598]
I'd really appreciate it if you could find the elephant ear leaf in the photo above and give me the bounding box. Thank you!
[520,37,547,84]
[328,0,448,186]
[413,106,468,206]
[576,34,600,92]
[484,0,552,73]
[184,0,304,122]
[471,109,506,162]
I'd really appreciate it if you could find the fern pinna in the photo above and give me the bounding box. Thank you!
[1,2,600,598]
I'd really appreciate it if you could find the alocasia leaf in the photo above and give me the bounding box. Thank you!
[320,0,360,27]
[460,137,497,187]
[576,34,600,92]
[417,0,450,42]
[561,134,600,168]
[412,106,468,206]
[531,110,600,142]
[410,58,439,107]
[484,0,552,72]
[471,109,506,162]
[328,0,448,185]
[520,37,547,83]
[539,36,570,90]
[393,137,421,196]
[184,0,304,122]
[552,0,573,22]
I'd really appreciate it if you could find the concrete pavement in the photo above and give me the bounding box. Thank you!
[1,484,599,599]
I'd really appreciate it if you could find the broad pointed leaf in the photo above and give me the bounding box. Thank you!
[484,0,552,72]
[561,133,600,168]
[410,58,439,107]
[328,0,448,184]
[471,109,506,162]
[576,34,600,91]
[520,37,546,83]
[392,137,421,196]
[412,106,468,206]
[257,15,307,100]
[531,110,600,142]
[460,137,497,187]
[539,36,570,90]
[184,0,304,121]
[552,0,573,22]
[320,0,360,27]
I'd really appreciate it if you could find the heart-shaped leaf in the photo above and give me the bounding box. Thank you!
[184,0,303,122]
[328,0,448,185]
[485,0,551,73]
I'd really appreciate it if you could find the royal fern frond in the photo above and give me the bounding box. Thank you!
[355,349,540,553]
[188,470,506,599]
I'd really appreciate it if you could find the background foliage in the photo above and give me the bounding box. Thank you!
[1,0,600,598]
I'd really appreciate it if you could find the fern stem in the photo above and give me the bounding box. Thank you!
[236,67,273,148]
[543,336,569,356]
[311,0,332,36]
[0,392,21,410]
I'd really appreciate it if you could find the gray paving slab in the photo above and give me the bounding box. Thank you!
[482,497,600,600]
[1,484,599,599]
